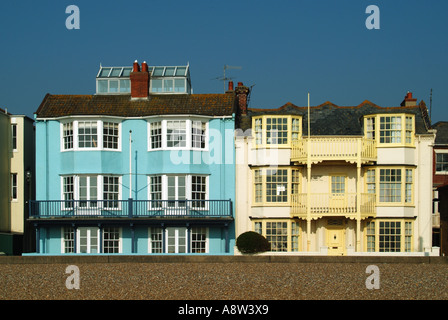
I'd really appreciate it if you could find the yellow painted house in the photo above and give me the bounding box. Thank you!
[235,92,439,256]
[0,109,34,255]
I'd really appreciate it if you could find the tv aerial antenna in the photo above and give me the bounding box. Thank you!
[212,65,242,92]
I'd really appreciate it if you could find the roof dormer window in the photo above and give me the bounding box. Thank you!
[96,66,132,94]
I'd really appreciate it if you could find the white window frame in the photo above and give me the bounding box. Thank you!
[61,175,122,210]
[102,227,122,254]
[148,227,164,253]
[191,227,209,253]
[147,118,209,151]
[435,150,448,174]
[61,227,75,253]
[77,227,100,254]
[148,175,209,203]
[60,119,122,152]
[166,227,187,253]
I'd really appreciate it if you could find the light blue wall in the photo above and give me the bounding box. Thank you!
[36,118,236,204]
[35,116,236,254]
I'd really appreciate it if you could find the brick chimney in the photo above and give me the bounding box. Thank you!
[401,91,417,106]
[130,60,150,99]
[235,82,250,115]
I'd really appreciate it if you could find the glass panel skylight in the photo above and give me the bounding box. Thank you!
[165,67,175,76]
[110,68,122,77]
[99,68,111,78]
[153,67,164,76]
[122,67,132,77]
[175,67,187,76]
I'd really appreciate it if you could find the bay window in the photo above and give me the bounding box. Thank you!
[61,175,121,209]
[365,167,414,205]
[252,115,302,147]
[254,219,301,252]
[61,120,121,151]
[252,167,300,205]
[364,219,413,252]
[148,119,208,150]
[363,114,415,146]
[148,174,209,208]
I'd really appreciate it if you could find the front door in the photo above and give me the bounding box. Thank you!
[326,220,345,255]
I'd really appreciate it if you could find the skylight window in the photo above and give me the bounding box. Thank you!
[95,64,191,94]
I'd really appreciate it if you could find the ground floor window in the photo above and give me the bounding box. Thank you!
[364,219,413,252]
[62,226,121,253]
[148,226,209,253]
[253,219,301,252]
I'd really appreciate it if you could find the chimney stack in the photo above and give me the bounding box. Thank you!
[130,60,150,99]
[401,91,417,106]
[235,82,250,115]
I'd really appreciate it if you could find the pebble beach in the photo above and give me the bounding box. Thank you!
[1,261,447,300]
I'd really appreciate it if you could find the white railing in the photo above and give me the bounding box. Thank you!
[291,137,376,163]
[291,193,376,218]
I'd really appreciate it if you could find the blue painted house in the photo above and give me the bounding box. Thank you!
[29,60,249,255]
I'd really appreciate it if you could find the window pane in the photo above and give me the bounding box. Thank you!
[163,79,174,92]
[266,169,288,202]
[151,79,163,92]
[97,80,108,93]
[150,121,162,149]
[175,67,187,76]
[167,120,186,148]
[119,79,130,92]
[109,80,119,93]
[99,68,111,77]
[103,122,119,149]
[165,67,175,76]
[174,79,186,92]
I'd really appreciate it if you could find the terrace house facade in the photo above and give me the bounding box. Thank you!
[30,61,244,255]
[235,92,438,255]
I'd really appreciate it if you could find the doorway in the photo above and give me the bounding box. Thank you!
[326,219,345,255]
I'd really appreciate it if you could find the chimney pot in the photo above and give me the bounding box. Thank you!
[228,81,234,91]
[142,61,148,72]
[401,91,417,107]
[237,82,243,87]
[133,60,140,72]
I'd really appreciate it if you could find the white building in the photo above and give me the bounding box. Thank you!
[235,92,438,256]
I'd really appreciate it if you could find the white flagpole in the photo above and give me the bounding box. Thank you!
[129,130,132,199]
[308,93,310,138]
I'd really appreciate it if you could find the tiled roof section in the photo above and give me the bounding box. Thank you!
[35,93,237,118]
[239,100,431,135]
[432,121,448,145]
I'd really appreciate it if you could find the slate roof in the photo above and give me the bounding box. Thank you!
[238,100,432,135]
[35,93,237,118]
[432,121,448,145]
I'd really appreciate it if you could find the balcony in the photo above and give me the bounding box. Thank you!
[291,193,376,219]
[29,199,233,219]
[291,137,376,164]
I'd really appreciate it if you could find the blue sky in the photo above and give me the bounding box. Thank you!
[1,0,447,123]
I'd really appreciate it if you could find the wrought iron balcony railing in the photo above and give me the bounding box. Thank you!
[29,199,233,219]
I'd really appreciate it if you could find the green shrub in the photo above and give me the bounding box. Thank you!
[236,231,271,254]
